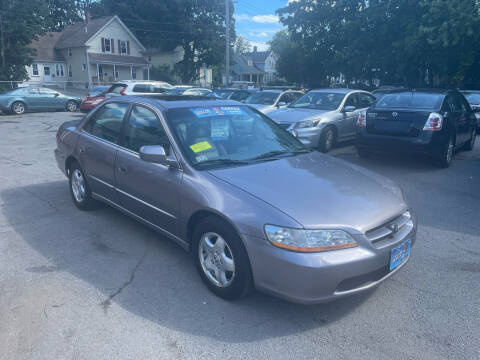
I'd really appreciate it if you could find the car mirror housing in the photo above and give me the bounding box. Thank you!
[139,145,178,167]
[344,105,356,112]
[277,101,287,108]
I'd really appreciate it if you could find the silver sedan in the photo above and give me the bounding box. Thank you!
[268,89,376,152]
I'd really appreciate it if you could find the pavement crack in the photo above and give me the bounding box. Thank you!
[101,249,147,313]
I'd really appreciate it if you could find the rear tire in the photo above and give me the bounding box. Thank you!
[193,216,253,301]
[11,101,26,115]
[436,136,454,168]
[68,162,97,210]
[463,128,476,151]
[318,126,336,153]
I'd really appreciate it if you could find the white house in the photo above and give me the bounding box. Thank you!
[231,47,278,85]
[26,16,150,89]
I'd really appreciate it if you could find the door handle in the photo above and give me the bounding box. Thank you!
[78,147,85,154]
[118,165,127,172]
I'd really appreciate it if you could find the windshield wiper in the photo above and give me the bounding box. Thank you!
[248,150,293,161]
[196,158,250,167]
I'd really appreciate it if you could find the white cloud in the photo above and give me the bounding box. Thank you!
[248,41,270,51]
[235,13,279,24]
[249,31,269,38]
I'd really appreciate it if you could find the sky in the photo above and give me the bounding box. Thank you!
[233,0,289,51]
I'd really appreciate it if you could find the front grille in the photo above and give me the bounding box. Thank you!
[366,211,413,249]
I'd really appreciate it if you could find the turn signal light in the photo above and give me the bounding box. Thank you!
[423,112,443,131]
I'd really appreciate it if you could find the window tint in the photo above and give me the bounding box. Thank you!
[123,105,170,154]
[453,94,470,112]
[84,103,129,144]
[132,84,152,93]
[38,88,57,95]
[357,93,375,108]
[344,94,358,108]
[376,93,443,109]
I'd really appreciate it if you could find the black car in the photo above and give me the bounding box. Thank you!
[461,91,480,129]
[356,89,477,168]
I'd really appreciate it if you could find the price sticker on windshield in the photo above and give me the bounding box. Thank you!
[190,141,212,153]
[211,118,230,140]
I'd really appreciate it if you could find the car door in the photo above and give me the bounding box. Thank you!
[339,93,359,138]
[454,93,474,143]
[22,88,43,109]
[115,104,182,236]
[446,95,467,145]
[38,88,63,109]
[77,102,130,202]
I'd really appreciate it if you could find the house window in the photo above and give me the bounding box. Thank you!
[32,64,39,76]
[68,65,72,77]
[120,40,127,54]
[56,64,65,77]
[82,64,86,71]
[104,38,111,52]
[68,48,72,56]
[131,68,137,79]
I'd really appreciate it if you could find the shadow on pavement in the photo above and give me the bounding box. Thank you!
[1,180,373,343]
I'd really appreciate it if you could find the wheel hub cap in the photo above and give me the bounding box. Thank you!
[198,232,235,287]
[71,169,86,202]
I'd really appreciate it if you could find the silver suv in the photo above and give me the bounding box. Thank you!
[268,89,376,152]
[105,81,173,97]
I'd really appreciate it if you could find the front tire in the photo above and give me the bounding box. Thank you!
[66,100,78,112]
[11,101,26,115]
[193,216,253,300]
[68,162,97,210]
[318,126,336,153]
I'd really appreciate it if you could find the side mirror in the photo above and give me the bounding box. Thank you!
[344,105,356,113]
[277,101,287,108]
[54,93,60,97]
[139,145,178,167]
[473,107,480,113]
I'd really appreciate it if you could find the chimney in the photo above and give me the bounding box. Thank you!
[84,11,91,33]
[253,46,258,53]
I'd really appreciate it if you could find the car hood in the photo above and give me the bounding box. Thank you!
[248,104,274,112]
[208,152,407,233]
[268,107,330,124]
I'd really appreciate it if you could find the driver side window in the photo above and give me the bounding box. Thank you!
[344,94,358,109]
[83,102,129,144]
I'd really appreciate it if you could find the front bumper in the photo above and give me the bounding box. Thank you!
[278,123,323,148]
[242,216,416,304]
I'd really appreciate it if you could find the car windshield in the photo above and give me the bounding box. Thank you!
[165,105,307,168]
[375,92,443,109]
[464,93,480,104]
[244,92,279,105]
[289,92,346,110]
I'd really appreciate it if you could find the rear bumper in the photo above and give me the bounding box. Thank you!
[242,215,417,305]
[356,127,447,155]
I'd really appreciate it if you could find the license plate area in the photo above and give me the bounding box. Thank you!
[389,239,411,271]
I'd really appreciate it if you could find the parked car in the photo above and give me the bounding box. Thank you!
[372,85,406,95]
[88,85,110,97]
[0,87,81,115]
[182,88,213,96]
[356,89,477,168]
[80,81,172,113]
[268,89,376,152]
[55,96,416,304]
[244,89,303,114]
[167,85,194,95]
[461,90,480,129]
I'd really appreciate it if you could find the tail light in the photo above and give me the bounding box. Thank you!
[357,111,367,127]
[120,86,127,96]
[423,112,443,131]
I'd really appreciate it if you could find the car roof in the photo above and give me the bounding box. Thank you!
[110,95,242,110]
[310,88,359,94]
[377,88,454,95]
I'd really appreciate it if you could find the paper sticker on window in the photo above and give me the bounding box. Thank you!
[218,106,245,115]
[190,141,212,153]
[211,118,230,140]
[191,106,246,118]
[195,155,208,162]
[191,108,215,118]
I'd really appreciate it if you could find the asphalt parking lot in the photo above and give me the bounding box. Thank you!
[0,111,479,360]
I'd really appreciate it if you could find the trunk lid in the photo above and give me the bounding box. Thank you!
[366,108,432,137]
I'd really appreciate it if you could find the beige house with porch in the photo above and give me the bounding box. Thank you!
[26,16,149,89]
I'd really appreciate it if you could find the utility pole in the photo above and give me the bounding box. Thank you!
[225,0,230,86]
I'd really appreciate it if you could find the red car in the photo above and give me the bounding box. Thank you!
[79,85,115,113]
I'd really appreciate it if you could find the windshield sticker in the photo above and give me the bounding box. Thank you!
[190,141,212,153]
[190,106,246,118]
[211,118,230,140]
[195,155,208,162]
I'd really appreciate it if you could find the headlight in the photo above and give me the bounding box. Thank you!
[295,118,320,129]
[264,225,357,252]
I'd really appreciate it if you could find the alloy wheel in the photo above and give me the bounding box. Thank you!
[67,101,77,112]
[71,169,86,203]
[198,232,235,287]
[12,102,25,115]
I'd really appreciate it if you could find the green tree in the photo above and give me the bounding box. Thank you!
[0,0,50,88]
[234,35,250,54]
[46,0,83,31]
[90,0,235,84]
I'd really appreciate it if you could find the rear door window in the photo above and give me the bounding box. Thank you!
[83,103,130,144]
